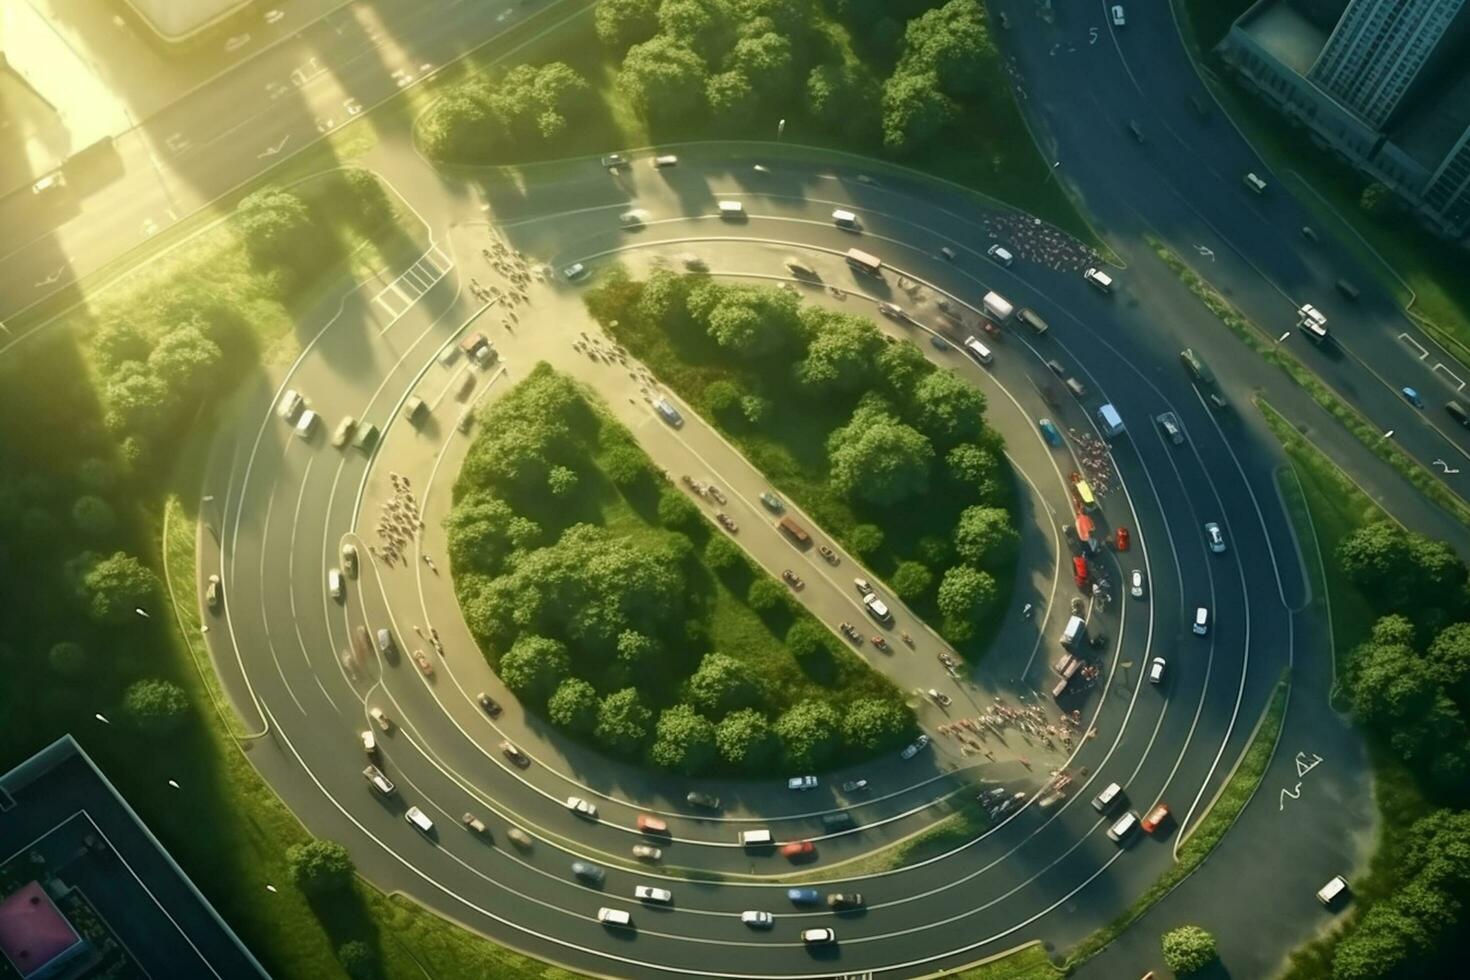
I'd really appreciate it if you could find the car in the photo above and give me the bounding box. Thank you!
[877,301,906,320]
[403,396,428,426]
[853,578,874,596]
[900,734,931,760]
[1316,875,1350,908]
[31,171,66,196]
[1148,657,1166,684]
[1083,267,1114,292]
[801,927,836,945]
[500,741,530,768]
[862,593,892,623]
[781,840,815,859]
[1039,418,1063,446]
[652,154,679,168]
[759,491,784,512]
[331,415,357,448]
[787,887,821,905]
[477,692,502,717]
[566,797,598,819]
[653,398,683,427]
[635,885,672,904]
[462,813,489,835]
[784,257,818,278]
[1127,119,1145,143]
[1156,412,1184,444]
[1180,348,1216,385]
[405,806,435,835]
[618,210,643,227]
[1194,606,1209,636]
[986,244,1014,267]
[787,775,818,791]
[1111,5,1126,26]
[411,649,434,676]
[1046,358,1067,376]
[597,907,630,927]
[571,861,605,884]
[562,262,588,281]
[205,574,223,611]
[600,153,628,169]
[328,568,344,600]
[360,729,377,755]
[1141,803,1171,833]
[680,253,707,271]
[827,893,864,910]
[636,814,669,835]
[457,410,475,434]
[632,844,663,861]
[352,423,380,453]
[1205,522,1226,554]
[740,910,774,928]
[822,811,855,831]
[1116,526,1130,551]
[277,389,304,421]
[363,764,395,796]
[294,409,319,439]
[686,791,721,810]
[1401,386,1425,409]
[369,707,392,732]
[341,543,358,577]
[939,246,957,261]
[1130,569,1145,599]
[507,826,534,849]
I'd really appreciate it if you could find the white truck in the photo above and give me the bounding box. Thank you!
[982,291,1014,321]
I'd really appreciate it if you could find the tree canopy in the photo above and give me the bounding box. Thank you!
[286,839,356,896]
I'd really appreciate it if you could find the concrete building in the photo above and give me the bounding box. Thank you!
[1218,0,1470,241]
[122,0,255,44]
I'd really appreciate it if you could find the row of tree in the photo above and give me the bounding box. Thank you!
[419,62,597,161]
[447,365,914,774]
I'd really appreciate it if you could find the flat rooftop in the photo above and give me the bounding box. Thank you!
[120,0,253,43]
[1236,0,1332,76]
[0,736,267,980]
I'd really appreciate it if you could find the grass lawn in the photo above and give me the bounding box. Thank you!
[791,794,985,882]
[418,4,1094,242]
[945,942,1064,980]
[1175,0,1470,361]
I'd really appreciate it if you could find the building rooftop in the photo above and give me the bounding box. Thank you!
[1392,63,1470,171]
[0,882,83,980]
[120,0,254,43]
[1237,0,1332,76]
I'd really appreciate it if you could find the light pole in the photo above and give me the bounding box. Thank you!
[777,118,785,141]
[134,607,150,619]
[94,713,110,725]
[1275,331,1291,346]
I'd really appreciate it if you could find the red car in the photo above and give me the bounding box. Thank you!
[1141,803,1170,833]
[636,814,669,835]
[411,649,434,677]
[781,840,815,859]
[1116,526,1131,552]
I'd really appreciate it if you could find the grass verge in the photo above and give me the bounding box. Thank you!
[790,794,985,882]
[1063,675,1289,969]
[1149,236,1470,527]
[942,942,1065,980]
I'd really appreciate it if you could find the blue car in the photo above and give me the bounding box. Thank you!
[1401,387,1425,409]
[1039,418,1063,447]
[787,887,821,905]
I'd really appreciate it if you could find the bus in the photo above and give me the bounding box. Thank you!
[1074,479,1097,510]
[845,248,882,276]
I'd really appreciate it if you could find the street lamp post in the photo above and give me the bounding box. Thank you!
[777,118,785,141]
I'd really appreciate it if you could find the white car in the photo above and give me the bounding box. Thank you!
[900,734,931,760]
[565,796,598,819]
[653,398,683,427]
[1148,657,1166,684]
[618,210,643,227]
[328,568,344,600]
[32,171,66,196]
[369,707,392,732]
[632,844,663,862]
[1205,522,1226,554]
[331,415,357,448]
[986,244,1014,267]
[562,262,588,281]
[863,593,892,623]
[787,775,818,791]
[360,730,377,755]
[1111,5,1126,26]
[341,543,358,577]
[1194,606,1209,636]
[294,410,319,439]
[1130,570,1144,599]
[634,885,672,904]
[741,910,774,928]
[277,389,304,421]
[363,764,395,795]
[801,927,836,945]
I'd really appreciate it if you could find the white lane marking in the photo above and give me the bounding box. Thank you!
[1432,362,1466,391]
[286,453,339,712]
[1399,333,1428,359]
[254,477,308,715]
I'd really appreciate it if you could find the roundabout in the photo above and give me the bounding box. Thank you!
[199,142,1302,978]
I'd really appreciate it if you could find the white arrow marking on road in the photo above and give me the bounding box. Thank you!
[1194,244,1215,260]
[257,135,290,158]
[1433,459,1461,474]
[34,268,64,288]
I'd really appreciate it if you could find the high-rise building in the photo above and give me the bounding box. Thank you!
[1308,0,1470,128]
[1422,126,1470,234]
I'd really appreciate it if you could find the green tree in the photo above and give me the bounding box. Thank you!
[704,533,744,572]
[236,188,317,271]
[849,523,885,558]
[649,703,718,774]
[687,652,759,716]
[842,697,911,752]
[897,0,992,96]
[48,641,88,678]
[603,443,649,488]
[286,839,356,896]
[890,560,934,602]
[122,678,190,734]
[741,393,770,425]
[1359,181,1398,218]
[1161,925,1217,975]
[806,61,880,138]
[953,505,1019,570]
[1427,622,1470,699]
[445,494,529,575]
[716,708,779,769]
[103,363,171,437]
[911,368,987,447]
[706,70,759,123]
[92,321,151,375]
[76,457,119,493]
[148,324,223,399]
[1348,640,1438,727]
[658,489,704,532]
[71,495,117,538]
[936,564,997,639]
[658,0,733,58]
[596,687,653,755]
[796,310,886,393]
[638,268,692,325]
[881,70,957,155]
[876,338,932,398]
[705,379,744,419]
[775,699,843,769]
[1370,613,1418,648]
[617,37,709,123]
[729,32,793,97]
[828,409,934,505]
[77,551,160,623]
[421,92,496,160]
[786,620,830,661]
[498,635,571,705]
[340,168,391,232]
[748,576,791,613]
[336,940,376,980]
[595,0,661,49]
[548,678,599,734]
[547,464,579,497]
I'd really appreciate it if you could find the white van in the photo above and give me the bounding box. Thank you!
[1107,811,1139,842]
[832,209,858,228]
[597,907,632,927]
[963,336,994,365]
[1083,267,1114,292]
[1194,606,1209,636]
[1061,615,1085,648]
[1097,403,1125,437]
[653,154,678,168]
[717,200,744,217]
[1243,172,1267,194]
[1316,875,1349,907]
[405,805,435,835]
[295,410,319,439]
[1091,782,1124,813]
[739,829,773,847]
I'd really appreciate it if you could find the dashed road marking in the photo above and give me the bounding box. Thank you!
[1433,362,1466,391]
[1399,332,1429,359]
[371,246,454,331]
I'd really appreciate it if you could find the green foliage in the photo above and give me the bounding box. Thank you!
[1161,925,1217,975]
[881,70,957,155]
[547,465,579,497]
[336,940,377,980]
[285,839,356,897]
[842,697,912,752]
[497,635,571,706]
[47,641,88,678]
[687,652,759,717]
[444,493,527,575]
[422,62,595,158]
[604,443,650,487]
[775,699,842,769]
[596,687,654,755]
[747,576,791,613]
[1359,181,1398,218]
[1427,623,1470,698]
[785,620,831,661]
[706,70,759,122]
[76,551,159,623]
[1336,520,1467,623]
[806,60,880,138]
[617,37,709,123]
[796,310,886,393]
[849,523,884,558]
[740,393,770,425]
[72,495,117,538]
[953,505,1019,570]
[122,677,190,734]
[716,708,779,769]
[649,703,718,773]
[897,0,991,96]
[420,93,496,160]
[657,488,703,532]
[936,564,997,641]
[729,32,793,96]
[890,560,934,602]
[548,678,600,733]
[595,0,662,49]
[911,368,987,448]
[705,379,744,419]
[147,323,222,399]
[704,533,745,572]
[828,406,934,505]
[92,321,151,374]
[236,188,317,271]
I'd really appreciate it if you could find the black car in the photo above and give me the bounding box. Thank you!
[477,692,502,717]
[827,893,864,910]
[686,791,721,810]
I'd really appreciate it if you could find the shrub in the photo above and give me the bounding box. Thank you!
[286,839,355,896]
[122,678,189,734]
[548,678,599,734]
[1161,925,1217,975]
[47,641,88,678]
